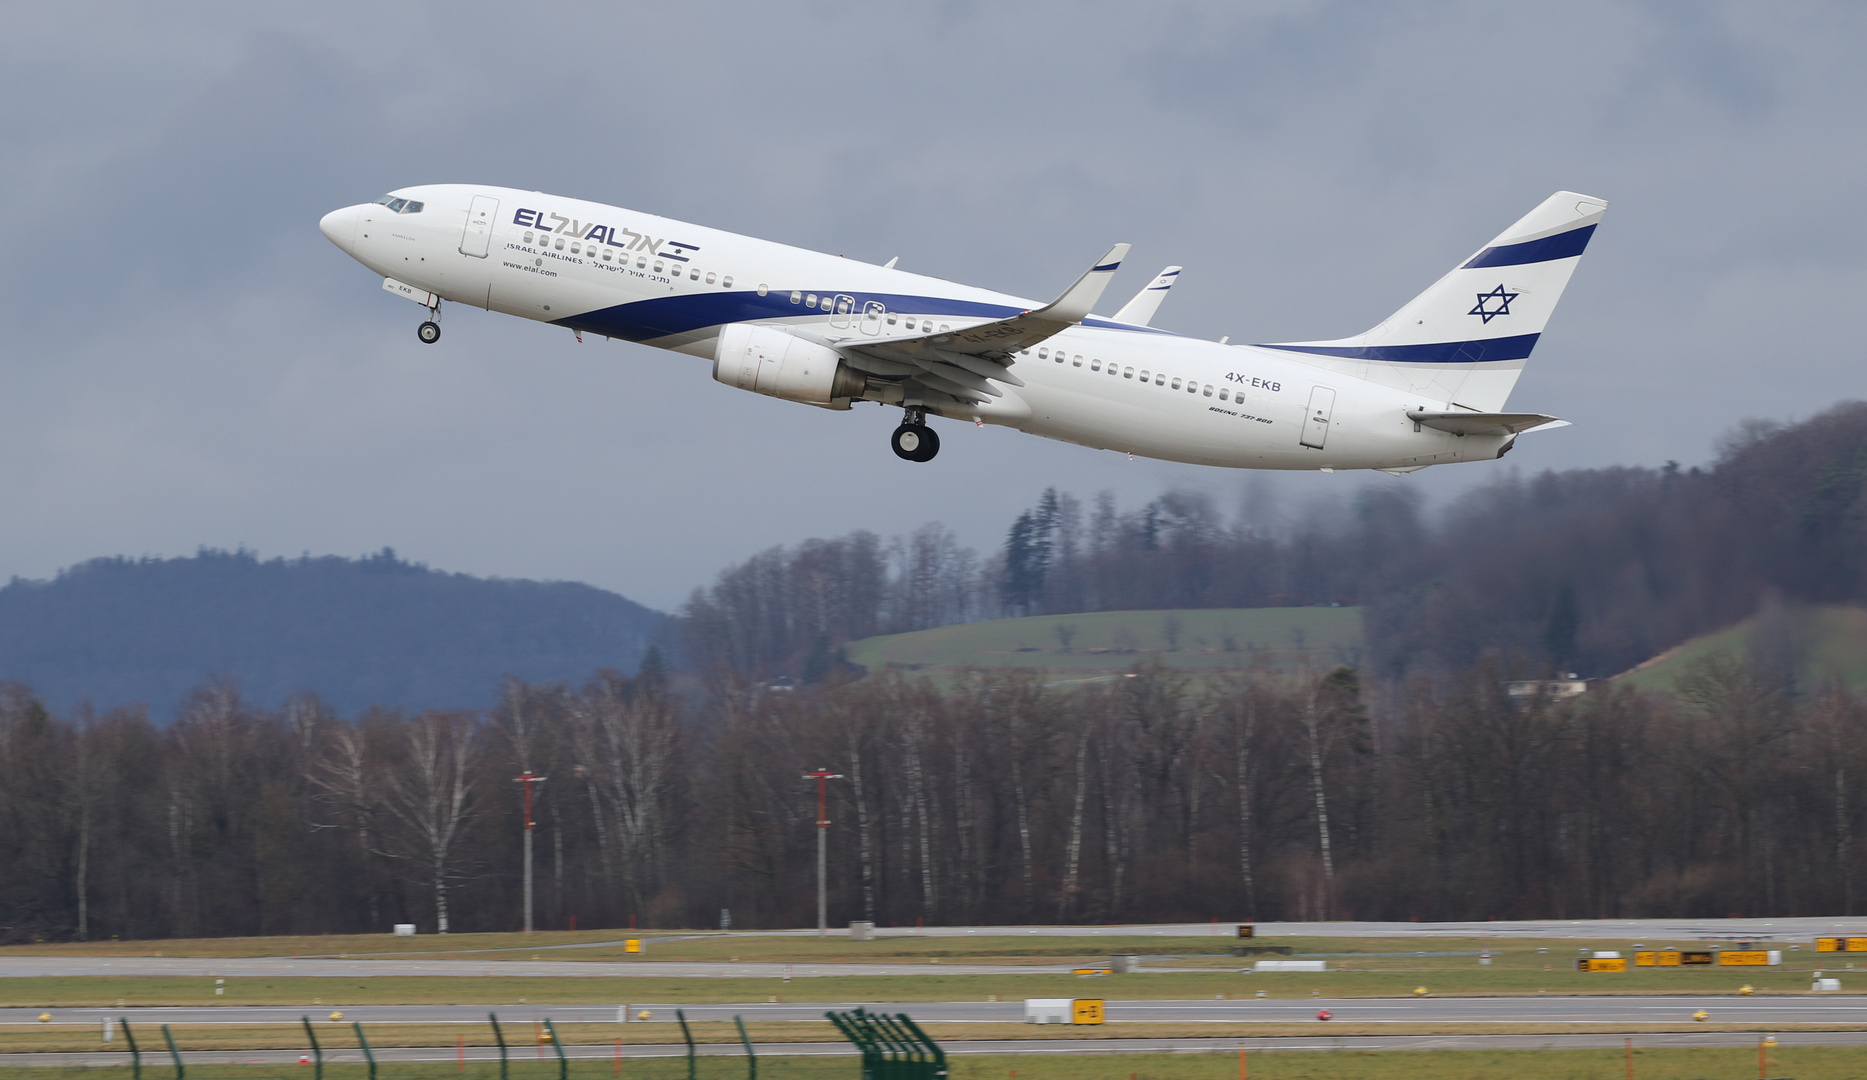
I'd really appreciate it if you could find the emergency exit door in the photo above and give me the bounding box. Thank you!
[459,195,499,258]
[1300,386,1336,449]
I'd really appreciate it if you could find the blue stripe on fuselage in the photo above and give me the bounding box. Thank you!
[555,291,1170,342]
[1257,333,1541,364]
[1462,224,1595,269]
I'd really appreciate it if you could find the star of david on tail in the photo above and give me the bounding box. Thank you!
[1469,284,1519,324]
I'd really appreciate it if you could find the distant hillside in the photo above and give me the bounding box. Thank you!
[1614,604,1867,693]
[0,549,666,716]
[845,607,1363,680]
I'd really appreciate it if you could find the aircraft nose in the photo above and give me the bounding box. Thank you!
[319,204,361,253]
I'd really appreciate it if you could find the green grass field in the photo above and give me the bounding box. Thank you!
[844,609,1363,679]
[3,1047,1864,1080]
[1615,604,1867,692]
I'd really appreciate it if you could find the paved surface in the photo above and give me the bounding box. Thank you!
[10,916,1867,979]
[830,918,1867,941]
[8,997,1864,1026]
[0,957,1083,979]
[7,1029,1867,1067]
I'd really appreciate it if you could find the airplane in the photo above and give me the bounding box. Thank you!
[318,186,1604,471]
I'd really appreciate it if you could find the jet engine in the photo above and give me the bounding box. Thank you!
[713,323,868,408]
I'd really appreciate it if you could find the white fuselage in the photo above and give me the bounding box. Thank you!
[319,184,1510,471]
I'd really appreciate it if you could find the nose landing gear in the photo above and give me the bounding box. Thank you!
[891,408,940,462]
[417,298,442,344]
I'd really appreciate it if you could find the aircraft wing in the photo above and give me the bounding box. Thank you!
[1407,410,1569,436]
[836,244,1129,405]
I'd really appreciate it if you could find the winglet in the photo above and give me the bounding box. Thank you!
[1112,266,1182,326]
[1029,244,1130,324]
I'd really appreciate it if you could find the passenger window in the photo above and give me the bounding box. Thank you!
[1090,359,1101,371]
[570,243,581,254]
[1054,352,1064,364]
[905,319,916,330]
[691,268,700,280]
[1124,367,1134,379]
[1155,373,1165,385]
[1171,378,1182,390]
[654,262,664,273]
[637,257,647,268]
[755,284,767,296]
[1139,370,1150,381]
[806,294,818,308]
[723,277,733,288]
[554,238,565,250]
[1188,382,1199,393]
[603,251,612,262]
[1203,385,1213,397]
[1039,348,1048,359]
[523,232,534,244]
[706,272,717,284]
[939,324,949,332]
[887,315,898,325]
[1220,389,1230,401]
[790,290,802,303]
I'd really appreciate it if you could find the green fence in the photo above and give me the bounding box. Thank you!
[824,1009,946,1080]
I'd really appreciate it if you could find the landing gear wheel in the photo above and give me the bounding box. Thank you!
[418,320,441,344]
[891,423,940,462]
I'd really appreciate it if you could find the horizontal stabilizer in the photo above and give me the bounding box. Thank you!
[1407,410,1568,437]
[1112,266,1181,326]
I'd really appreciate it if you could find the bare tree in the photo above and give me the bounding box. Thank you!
[567,673,679,915]
[381,712,480,933]
[307,719,382,928]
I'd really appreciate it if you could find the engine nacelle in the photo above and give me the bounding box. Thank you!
[713,323,867,407]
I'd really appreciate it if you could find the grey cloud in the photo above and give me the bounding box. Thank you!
[0,1,1862,610]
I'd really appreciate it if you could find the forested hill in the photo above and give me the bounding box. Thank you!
[0,549,665,716]
[682,402,1867,684]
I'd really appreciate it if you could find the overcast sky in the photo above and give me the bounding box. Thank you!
[2,2,1862,611]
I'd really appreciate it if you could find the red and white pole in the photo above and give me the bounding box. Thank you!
[803,769,843,936]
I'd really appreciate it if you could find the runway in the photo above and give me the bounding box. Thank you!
[0,956,1074,979]
[9,915,1867,979]
[8,997,1864,1026]
[777,917,1867,942]
[6,1029,1867,1069]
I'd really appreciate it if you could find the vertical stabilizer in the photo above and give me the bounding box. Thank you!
[1260,192,1606,411]
[1112,266,1182,326]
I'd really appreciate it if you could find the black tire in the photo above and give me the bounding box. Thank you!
[892,423,940,462]
[418,321,441,344]
[912,424,940,462]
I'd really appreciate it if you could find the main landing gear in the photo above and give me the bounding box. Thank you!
[891,408,940,462]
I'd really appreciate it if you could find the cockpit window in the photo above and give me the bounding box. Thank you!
[372,195,424,214]
[401,201,423,213]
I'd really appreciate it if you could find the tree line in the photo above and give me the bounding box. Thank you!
[3,646,1862,942]
[681,403,1867,685]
